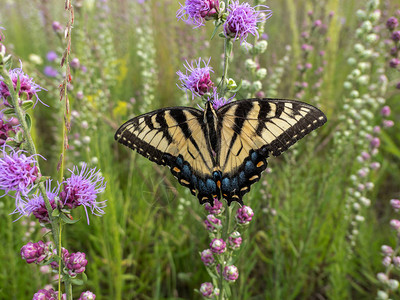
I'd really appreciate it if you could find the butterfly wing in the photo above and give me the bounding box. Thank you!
[115,107,219,204]
[216,98,327,205]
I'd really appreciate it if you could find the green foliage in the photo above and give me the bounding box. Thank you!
[0,0,399,299]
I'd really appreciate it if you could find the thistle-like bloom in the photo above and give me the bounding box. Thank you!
[204,197,223,214]
[200,249,215,266]
[0,114,17,145]
[46,51,58,62]
[382,245,394,256]
[199,282,214,298]
[60,163,107,224]
[223,265,239,282]
[228,231,242,250]
[209,88,233,110]
[204,214,222,232]
[386,17,399,31]
[224,1,272,44]
[64,251,88,277]
[0,146,39,206]
[177,58,214,99]
[0,64,46,107]
[44,66,58,78]
[210,238,226,254]
[236,205,254,225]
[390,219,400,231]
[392,31,400,42]
[177,0,219,28]
[20,241,53,264]
[20,180,59,223]
[33,288,65,300]
[78,291,96,300]
[391,199,400,212]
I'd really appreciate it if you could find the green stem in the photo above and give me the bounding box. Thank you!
[0,64,62,295]
[220,38,231,96]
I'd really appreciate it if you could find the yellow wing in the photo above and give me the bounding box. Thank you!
[115,107,219,204]
[216,98,327,205]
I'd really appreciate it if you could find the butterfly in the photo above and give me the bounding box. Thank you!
[115,98,327,206]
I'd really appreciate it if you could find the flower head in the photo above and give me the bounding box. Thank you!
[46,51,58,62]
[0,63,46,107]
[21,241,53,264]
[177,57,214,99]
[392,31,400,42]
[204,214,222,232]
[19,180,59,223]
[78,291,96,300]
[210,238,226,254]
[64,251,88,277]
[236,205,254,225]
[204,197,223,214]
[44,66,58,77]
[199,282,214,298]
[223,265,239,282]
[0,146,39,206]
[200,249,215,266]
[60,163,107,224]
[387,17,399,30]
[224,1,272,44]
[208,88,233,109]
[177,0,219,28]
[228,231,242,250]
[33,288,65,300]
[0,114,17,145]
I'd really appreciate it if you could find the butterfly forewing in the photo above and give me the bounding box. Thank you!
[216,98,327,204]
[115,107,219,204]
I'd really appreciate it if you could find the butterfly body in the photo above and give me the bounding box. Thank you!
[115,98,327,206]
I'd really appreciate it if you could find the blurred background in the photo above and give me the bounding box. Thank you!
[1,0,400,299]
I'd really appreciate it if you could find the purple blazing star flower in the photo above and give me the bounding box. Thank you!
[392,31,400,42]
[0,146,40,209]
[0,63,46,107]
[50,247,69,270]
[387,17,399,31]
[228,231,242,250]
[17,180,59,223]
[224,1,272,44]
[199,282,214,298]
[46,51,58,62]
[204,197,223,214]
[209,88,234,110]
[60,163,107,224]
[204,214,222,231]
[20,240,53,264]
[177,0,219,28]
[44,66,58,78]
[33,288,65,300]
[236,205,254,225]
[200,249,215,266]
[210,238,226,254]
[223,265,239,282]
[0,113,17,145]
[78,291,96,300]
[64,251,88,276]
[177,57,214,99]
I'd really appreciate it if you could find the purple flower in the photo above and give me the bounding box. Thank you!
[19,180,59,223]
[370,137,380,149]
[209,88,233,109]
[389,58,400,68]
[78,291,96,300]
[392,31,400,42]
[200,249,215,266]
[382,245,394,256]
[70,58,80,70]
[21,240,53,264]
[387,17,399,30]
[383,120,394,128]
[33,288,65,300]
[199,282,214,298]
[204,197,223,214]
[50,247,69,270]
[0,114,17,145]
[391,199,400,212]
[224,1,272,44]
[60,163,107,224]
[381,105,391,117]
[210,238,226,254]
[390,219,400,231]
[176,0,219,28]
[223,265,239,282]
[64,251,88,276]
[0,146,39,207]
[46,51,58,62]
[44,66,58,77]
[204,214,222,231]
[52,21,63,34]
[236,205,254,225]
[0,64,46,107]
[393,257,400,268]
[228,231,242,250]
[177,57,214,99]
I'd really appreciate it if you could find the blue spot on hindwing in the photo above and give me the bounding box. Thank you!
[245,160,255,174]
[191,174,198,187]
[176,156,183,167]
[206,179,216,193]
[222,178,230,191]
[182,164,191,178]
[238,172,246,185]
[251,151,258,161]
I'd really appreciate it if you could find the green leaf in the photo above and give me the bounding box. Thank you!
[52,209,60,217]
[70,278,84,286]
[25,114,32,131]
[21,100,34,111]
[60,213,80,224]
[2,108,15,115]
[211,22,223,40]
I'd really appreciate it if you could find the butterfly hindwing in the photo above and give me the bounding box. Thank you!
[114,107,220,204]
[216,98,327,204]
